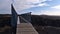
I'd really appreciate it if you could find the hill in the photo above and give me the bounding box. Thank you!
[31,15,60,27]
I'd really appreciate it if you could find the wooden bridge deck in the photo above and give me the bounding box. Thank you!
[16,23,38,34]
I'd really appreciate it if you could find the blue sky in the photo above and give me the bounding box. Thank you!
[0,0,60,16]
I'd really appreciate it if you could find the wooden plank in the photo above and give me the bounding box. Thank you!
[16,23,38,34]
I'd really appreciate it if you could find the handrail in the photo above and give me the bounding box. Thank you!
[20,16,31,23]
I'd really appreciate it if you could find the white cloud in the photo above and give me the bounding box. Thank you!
[26,0,40,3]
[0,0,52,14]
[31,10,60,16]
[47,0,52,1]
[37,3,50,6]
[40,10,60,16]
[0,0,11,14]
[14,0,52,11]
[51,5,60,9]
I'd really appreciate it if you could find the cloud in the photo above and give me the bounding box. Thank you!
[47,0,52,1]
[0,0,11,14]
[30,10,60,16]
[40,10,60,16]
[51,5,60,9]
[14,0,52,11]
[0,0,52,14]
[37,3,50,7]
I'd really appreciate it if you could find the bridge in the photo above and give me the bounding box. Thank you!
[16,23,38,34]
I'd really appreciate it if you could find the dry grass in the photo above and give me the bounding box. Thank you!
[0,25,11,32]
[34,25,60,34]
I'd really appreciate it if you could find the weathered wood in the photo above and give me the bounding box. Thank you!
[16,23,38,34]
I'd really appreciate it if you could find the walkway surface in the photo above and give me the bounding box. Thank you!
[16,23,38,34]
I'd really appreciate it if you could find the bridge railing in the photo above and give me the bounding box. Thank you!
[19,12,31,23]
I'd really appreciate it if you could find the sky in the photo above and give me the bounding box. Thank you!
[0,0,60,16]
